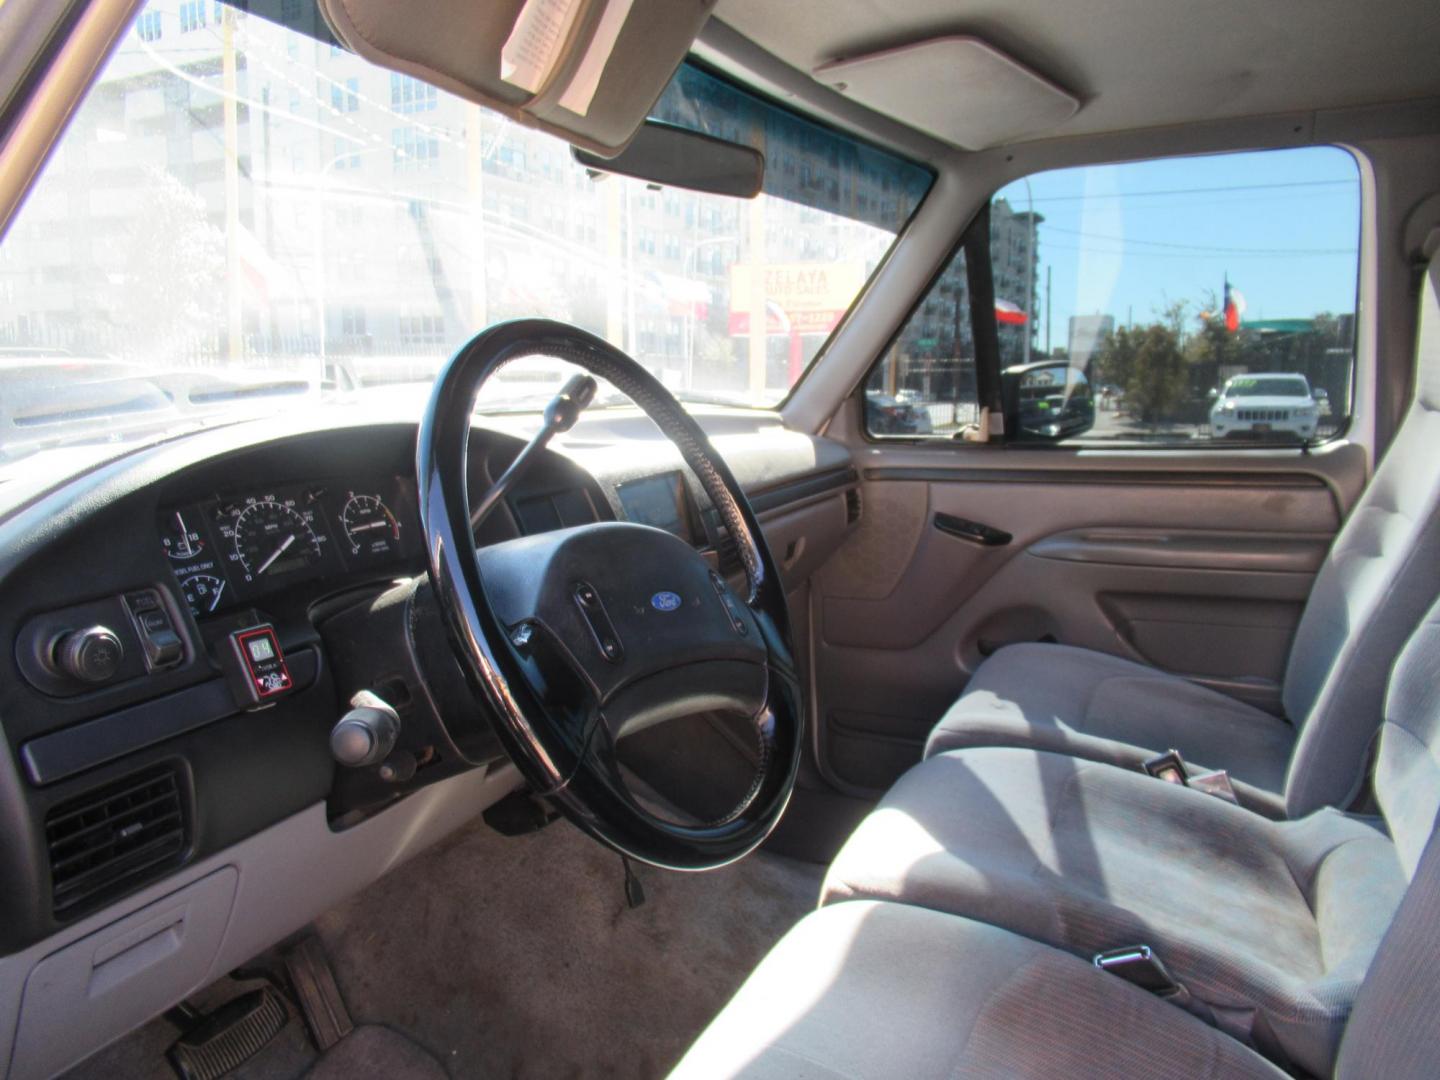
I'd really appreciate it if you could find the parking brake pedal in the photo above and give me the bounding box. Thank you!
[284,935,354,1051]
[166,986,289,1080]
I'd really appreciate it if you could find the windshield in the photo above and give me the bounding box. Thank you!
[1226,376,1310,397]
[0,1,931,473]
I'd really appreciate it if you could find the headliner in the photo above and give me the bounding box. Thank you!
[714,0,1440,146]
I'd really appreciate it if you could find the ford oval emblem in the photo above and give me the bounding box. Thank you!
[650,590,683,612]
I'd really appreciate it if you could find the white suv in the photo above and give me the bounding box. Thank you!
[1210,373,1320,440]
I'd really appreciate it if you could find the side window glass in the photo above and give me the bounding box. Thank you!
[995,146,1359,446]
[864,246,976,436]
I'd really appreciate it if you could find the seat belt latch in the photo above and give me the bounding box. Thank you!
[1142,749,1190,786]
[1094,946,1182,998]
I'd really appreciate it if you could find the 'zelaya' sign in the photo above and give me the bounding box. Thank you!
[727,262,865,336]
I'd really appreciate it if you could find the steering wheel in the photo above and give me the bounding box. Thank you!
[416,319,803,870]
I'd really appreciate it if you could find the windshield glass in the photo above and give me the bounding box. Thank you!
[1226,376,1310,397]
[0,1,931,474]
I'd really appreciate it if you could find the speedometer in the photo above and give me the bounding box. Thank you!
[228,499,323,583]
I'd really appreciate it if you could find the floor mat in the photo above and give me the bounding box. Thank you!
[61,972,317,1080]
[59,817,822,1080]
[303,1025,446,1079]
[313,817,823,1079]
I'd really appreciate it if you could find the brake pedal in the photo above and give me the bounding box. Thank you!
[167,986,288,1080]
[284,935,354,1051]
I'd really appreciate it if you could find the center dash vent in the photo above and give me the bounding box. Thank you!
[46,765,188,918]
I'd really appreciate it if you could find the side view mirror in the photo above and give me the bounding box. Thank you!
[1001,361,1095,442]
[571,120,765,199]
[1207,386,1220,400]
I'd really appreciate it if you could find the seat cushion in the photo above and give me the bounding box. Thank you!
[668,900,1284,1080]
[822,747,1406,1077]
[928,643,1297,816]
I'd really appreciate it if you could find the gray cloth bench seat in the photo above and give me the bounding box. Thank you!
[673,597,1440,1080]
[820,593,1440,1077]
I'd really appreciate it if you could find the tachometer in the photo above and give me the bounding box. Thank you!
[226,498,323,583]
[340,493,401,558]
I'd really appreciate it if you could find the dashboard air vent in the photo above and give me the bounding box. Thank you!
[845,487,862,525]
[46,766,187,917]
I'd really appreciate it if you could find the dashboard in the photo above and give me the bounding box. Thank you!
[0,403,858,1078]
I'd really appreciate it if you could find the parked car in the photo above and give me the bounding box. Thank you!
[865,389,934,434]
[1210,372,1319,440]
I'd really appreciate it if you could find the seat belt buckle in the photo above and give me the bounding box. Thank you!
[1094,946,1182,998]
[1142,749,1189,786]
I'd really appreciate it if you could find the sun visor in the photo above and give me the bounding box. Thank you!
[813,36,1079,149]
[317,0,716,156]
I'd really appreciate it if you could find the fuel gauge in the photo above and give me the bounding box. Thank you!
[179,572,227,616]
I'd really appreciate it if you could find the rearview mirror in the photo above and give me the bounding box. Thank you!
[1002,360,1095,442]
[572,121,765,199]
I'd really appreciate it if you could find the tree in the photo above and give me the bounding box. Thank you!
[1094,317,1188,426]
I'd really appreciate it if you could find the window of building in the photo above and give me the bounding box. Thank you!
[390,74,438,114]
[865,146,1360,447]
[398,312,445,346]
[178,1,206,33]
[331,136,361,171]
[135,11,163,42]
[340,306,366,337]
[331,78,359,114]
[392,127,439,169]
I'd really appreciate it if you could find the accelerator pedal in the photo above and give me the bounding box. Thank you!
[166,986,289,1080]
[284,936,354,1051]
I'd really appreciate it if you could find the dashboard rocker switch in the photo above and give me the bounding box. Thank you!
[222,624,294,709]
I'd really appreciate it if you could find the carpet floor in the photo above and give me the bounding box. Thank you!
[61,816,824,1079]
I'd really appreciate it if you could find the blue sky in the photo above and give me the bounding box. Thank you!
[993,146,1360,350]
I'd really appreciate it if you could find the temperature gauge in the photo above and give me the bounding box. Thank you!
[340,493,401,560]
[160,510,205,561]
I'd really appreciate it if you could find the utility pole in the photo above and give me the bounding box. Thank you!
[1045,264,1052,357]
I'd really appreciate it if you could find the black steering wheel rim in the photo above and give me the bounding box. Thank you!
[416,318,803,870]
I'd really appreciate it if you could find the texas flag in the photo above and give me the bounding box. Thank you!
[1223,276,1246,333]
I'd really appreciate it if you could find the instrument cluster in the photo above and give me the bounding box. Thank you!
[157,476,419,617]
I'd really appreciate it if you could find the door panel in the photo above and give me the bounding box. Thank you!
[809,443,1361,795]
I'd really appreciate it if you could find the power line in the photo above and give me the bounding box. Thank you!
[1017,178,1356,203]
[1040,223,1353,256]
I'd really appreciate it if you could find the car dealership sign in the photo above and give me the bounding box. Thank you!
[727,262,866,335]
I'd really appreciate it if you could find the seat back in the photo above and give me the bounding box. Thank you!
[1283,257,1440,817]
[1334,596,1440,1079]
